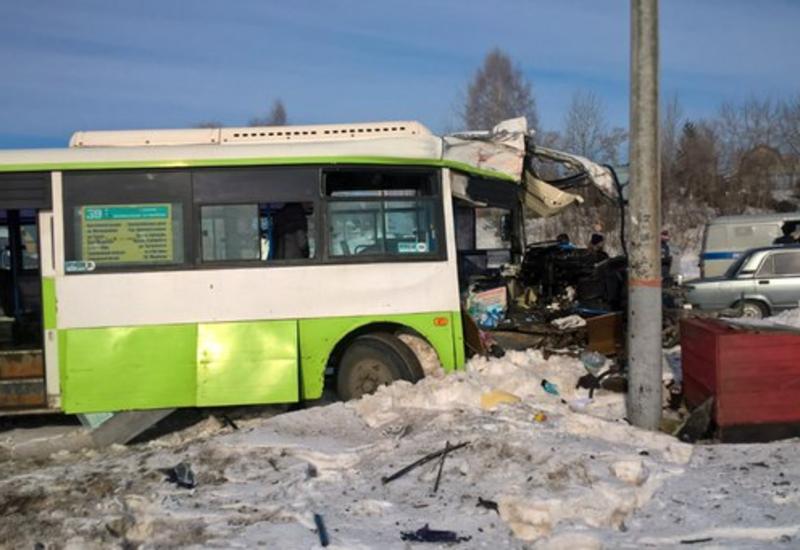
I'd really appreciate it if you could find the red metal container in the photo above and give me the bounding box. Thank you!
[681,317,800,442]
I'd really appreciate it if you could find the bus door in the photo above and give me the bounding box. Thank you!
[0,173,51,411]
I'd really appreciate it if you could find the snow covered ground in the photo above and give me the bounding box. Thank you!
[1,350,799,549]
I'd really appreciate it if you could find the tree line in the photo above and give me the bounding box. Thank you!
[193,48,798,249]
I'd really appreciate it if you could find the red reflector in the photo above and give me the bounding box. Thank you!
[433,317,449,327]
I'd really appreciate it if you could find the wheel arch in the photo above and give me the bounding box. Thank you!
[732,295,772,314]
[298,313,459,400]
[327,321,439,378]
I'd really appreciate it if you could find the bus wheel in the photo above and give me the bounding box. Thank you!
[336,332,424,401]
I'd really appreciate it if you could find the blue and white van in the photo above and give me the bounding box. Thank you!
[700,213,800,277]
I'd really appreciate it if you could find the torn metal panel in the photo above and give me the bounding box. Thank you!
[443,117,527,182]
[532,146,618,200]
[522,172,584,218]
[451,172,487,207]
[443,118,618,204]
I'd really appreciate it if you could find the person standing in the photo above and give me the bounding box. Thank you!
[773,222,797,245]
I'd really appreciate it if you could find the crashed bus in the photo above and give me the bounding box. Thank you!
[0,118,614,435]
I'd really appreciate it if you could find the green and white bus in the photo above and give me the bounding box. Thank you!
[0,119,610,420]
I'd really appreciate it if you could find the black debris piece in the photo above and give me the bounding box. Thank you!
[160,462,197,489]
[476,497,499,513]
[382,441,469,485]
[400,524,471,544]
[433,441,450,493]
[314,513,330,547]
[220,414,239,430]
[680,537,713,544]
[676,397,714,443]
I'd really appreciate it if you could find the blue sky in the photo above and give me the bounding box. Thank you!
[1,0,798,148]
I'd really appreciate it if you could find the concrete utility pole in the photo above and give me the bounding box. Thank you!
[627,0,662,430]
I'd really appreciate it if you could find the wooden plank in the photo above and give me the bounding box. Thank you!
[0,379,46,408]
[0,350,44,379]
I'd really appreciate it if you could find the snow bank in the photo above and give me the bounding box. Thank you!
[725,307,800,331]
[8,350,799,548]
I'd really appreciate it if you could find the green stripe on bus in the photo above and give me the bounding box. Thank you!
[0,156,517,182]
[42,276,56,330]
[58,311,463,413]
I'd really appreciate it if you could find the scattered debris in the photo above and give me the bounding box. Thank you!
[551,314,587,330]
[432,441,450,493]
[480,389,521,410]
[540,379,560,396]
[676,398,714,443]
[161,462,197,489]
[382,442,470,485]
[220,414,239,431]
[313,513,330,547]
[400,524,472,544]
[680,537,714,544]
[476,497,499,513]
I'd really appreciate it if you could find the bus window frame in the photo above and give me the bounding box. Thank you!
[320,166,447,264]
[62,169,194,274]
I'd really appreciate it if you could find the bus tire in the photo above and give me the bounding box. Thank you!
[336,332,424,401]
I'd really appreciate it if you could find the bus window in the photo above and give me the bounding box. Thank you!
[200,202,314,262]
[21,224,39,270]
[63,170,191,272]
[325,169,441,258]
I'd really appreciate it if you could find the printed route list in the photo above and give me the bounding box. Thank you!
[80,204,174,264]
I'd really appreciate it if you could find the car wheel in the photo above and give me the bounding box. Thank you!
[738,300,768,319]
[336,332,424,401]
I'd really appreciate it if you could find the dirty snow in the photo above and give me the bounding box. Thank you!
[1,351,799,549]
[725,307,800,331]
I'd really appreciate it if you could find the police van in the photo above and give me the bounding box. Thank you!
[700,213,800,277]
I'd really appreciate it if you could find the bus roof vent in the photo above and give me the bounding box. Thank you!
[219,121,431,144]
[69,121,432,148]
[69,128,222,148]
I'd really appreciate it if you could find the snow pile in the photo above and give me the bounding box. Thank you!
[352,349,627,428]
[725,307,800,331]
[3,351,798,548]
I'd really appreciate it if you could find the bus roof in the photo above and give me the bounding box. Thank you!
[0,120,517,181]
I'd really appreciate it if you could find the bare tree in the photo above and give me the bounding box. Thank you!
[561,89,627,164]
[462,49,538,132]
[250,99,288,127]
[660,94,684,207]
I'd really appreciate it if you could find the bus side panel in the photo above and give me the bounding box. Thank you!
[61,324,197,413]
[298,311,460,400]
[196,320,298,406]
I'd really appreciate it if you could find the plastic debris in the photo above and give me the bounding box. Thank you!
[400,524,472,543]
[480,389,521,410]
[161,462,197,489]
[540,379,560,396]
[467,286,507,329]
[533,411,548,422]
[550,314,587,330]
[580,350,607,376]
